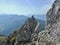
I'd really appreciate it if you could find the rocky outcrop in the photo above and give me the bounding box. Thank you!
[16,16,40,42]
[46,0,60,29]
[0,16,40,45]
[1,0,60,45]
[7,0,60,45]
[15,16,40,45]
[38,0,60,45]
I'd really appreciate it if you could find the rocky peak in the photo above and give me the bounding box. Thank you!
[31,15,35,20]
[0,16,40,45]
[16,15,40,42]
[46,0,60,29]
[38,0,60,45]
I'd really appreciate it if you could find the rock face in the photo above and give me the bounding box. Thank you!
[1,0,60,45]
[46,0,60,29]
[38,0,60,45]
[0,16,40,45]
[16,16,40,42]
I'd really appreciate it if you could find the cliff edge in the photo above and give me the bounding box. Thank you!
[38,0,60,45]
[0,16,40,45]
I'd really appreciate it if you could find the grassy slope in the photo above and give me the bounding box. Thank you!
[0,35,6,41]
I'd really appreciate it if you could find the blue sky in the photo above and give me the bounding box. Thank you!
[0,0,55,15]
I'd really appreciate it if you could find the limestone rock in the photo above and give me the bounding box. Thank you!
[46,0,60,29]
[16,16,40,42]
[0,16,40,45]
[38,0,60,45]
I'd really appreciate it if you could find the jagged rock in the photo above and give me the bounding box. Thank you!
[49,0,60,28]
[2,0,60,45]
[45,0,60,29]
[38,30,57,45]
[0,16,40,45]
[38,0,60,45]
[16,16,40,42]
[16,31,31,42]
[15,16,40,45]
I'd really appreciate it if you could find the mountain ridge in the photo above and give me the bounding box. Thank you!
[0,14,45,36]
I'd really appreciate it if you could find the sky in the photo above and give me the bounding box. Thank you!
[0,0,55,15]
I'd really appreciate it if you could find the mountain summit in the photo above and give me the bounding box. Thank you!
[0,16,40,45]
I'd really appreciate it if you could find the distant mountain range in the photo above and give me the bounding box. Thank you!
[0,14,28,36]
[0,14,45,36]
